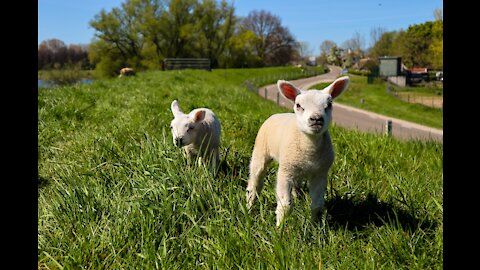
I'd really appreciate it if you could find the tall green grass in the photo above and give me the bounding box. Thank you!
[38,68,442,269]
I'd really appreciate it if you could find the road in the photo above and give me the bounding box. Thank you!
[257,65,443,142]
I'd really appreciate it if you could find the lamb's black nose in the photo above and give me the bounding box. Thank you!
[309,116,324,125]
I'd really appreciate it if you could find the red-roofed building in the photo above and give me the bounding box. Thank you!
[404,66,429,84]
[409,67,428,74]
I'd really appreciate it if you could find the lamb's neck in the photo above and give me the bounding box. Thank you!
[300,130,331,153]
[193,123,212,150]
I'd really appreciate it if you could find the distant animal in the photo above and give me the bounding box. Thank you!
[170,100,221,173]
[119,67,135,77]
[246,76,350,226]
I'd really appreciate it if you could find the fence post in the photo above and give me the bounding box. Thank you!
[385,120,392,136]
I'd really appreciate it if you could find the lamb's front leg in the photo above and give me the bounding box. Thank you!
[183,146,198,166]
[207,148,220,175]
[275,168,293,227]
[309,172,328,223]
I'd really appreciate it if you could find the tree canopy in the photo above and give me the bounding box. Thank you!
[368,19,443,70]
[39,3,443,75]
[38,39,91,70]
[88,0,299,77]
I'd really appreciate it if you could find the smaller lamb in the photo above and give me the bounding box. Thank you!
[246,76,349,226]
[170,100,221,173]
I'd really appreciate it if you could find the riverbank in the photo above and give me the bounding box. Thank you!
[38,69,95,87]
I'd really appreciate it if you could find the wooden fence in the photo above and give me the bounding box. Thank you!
[389,92,443,110]
[162,58,211,71]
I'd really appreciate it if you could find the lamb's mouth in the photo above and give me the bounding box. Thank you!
[174,138,185,147]
[309,123,323,131]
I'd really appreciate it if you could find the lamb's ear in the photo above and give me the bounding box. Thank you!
[323,76,349,99]
[193,110,205,123]
[171,100,182,117]
[277,80,302,101]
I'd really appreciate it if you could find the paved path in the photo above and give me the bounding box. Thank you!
[257,65,443,142]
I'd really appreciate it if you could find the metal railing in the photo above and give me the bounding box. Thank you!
[243,68,325,93]
[162,58,211,71]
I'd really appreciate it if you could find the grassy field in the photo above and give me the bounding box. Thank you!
[310,75,443,129]
[38,67,443,269]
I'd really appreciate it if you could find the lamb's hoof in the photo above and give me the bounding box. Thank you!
[276,219,284,227]
[311,206,326,226]
[246,192,255,210]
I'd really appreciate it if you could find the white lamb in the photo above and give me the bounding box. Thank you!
[170,100,221,173]
[246,76,350,226]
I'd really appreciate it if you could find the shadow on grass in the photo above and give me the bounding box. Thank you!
[38,176,50,189]
[324,192,437,232]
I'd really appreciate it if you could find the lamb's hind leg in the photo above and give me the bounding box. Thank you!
[291,180,305,199]
[246,148,270,209]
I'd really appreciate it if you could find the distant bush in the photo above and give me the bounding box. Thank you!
[41,70,82,85]
[348,69,371,76]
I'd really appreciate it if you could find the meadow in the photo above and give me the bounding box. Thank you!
[38,67,443,269]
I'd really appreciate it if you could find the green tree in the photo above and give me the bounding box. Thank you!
[135,0,168,69]
[369,31,397,59]
[193,0,235,68]
[429,19,443,70]
[399,23,429,67]
[224,29,262,68]
[368,18,442,71]
[327,45,342,66]
[88,39,124,77]
[156,0,197,58]
[89,0,146,76]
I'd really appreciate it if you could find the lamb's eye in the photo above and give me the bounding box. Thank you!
[169,125,173,129]
[187,126,194,132]
[296,103,303,111]
[327,101,332,108]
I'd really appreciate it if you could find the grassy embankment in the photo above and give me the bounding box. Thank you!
[38,69,95,86]
[310,74,443,129]
[38,67,443,269]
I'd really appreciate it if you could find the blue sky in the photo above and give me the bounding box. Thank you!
[38,0,443,55]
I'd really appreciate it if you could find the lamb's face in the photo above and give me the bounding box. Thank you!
[294,90,333,135]
[170,115,199,147]
[277,76,349,136]
[170,100,206,148]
